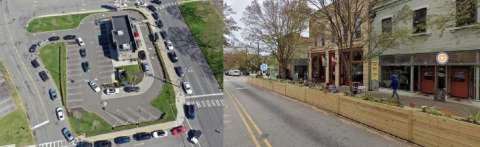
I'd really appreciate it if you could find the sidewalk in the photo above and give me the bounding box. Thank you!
[368,88,480,117]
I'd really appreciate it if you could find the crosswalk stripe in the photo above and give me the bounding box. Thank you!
[215,99,221,106]
[197,101,202,108]
[219,99,224,106]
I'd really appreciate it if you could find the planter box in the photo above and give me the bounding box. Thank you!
[286,84,306,102]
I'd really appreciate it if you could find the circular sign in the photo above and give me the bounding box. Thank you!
[436,52,449,65]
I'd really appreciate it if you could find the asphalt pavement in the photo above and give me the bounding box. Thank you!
[224,76,416,147]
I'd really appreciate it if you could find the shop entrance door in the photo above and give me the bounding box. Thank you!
[450,67,469,98]
[421,66,435,94]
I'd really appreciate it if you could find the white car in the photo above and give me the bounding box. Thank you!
[152,130,168,138]
[88,80,101,92]
[104,88,120,95]
[182,81,193,94]
[166,40,174,50]
[76,37,85,46]
[56,107,65,121]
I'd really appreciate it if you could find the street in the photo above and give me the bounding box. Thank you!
[224,76,415,147]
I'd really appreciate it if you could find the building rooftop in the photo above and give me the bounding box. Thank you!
[111,15,136,52]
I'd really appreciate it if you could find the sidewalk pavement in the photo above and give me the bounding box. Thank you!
[369,88,480,117]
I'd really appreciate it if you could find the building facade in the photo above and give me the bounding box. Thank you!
[371,0,480,100]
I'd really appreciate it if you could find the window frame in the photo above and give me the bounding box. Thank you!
[413,8,428,34]
[381,17,393,33]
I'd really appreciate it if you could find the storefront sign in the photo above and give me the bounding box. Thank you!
[371,60,379,81]
[436,52,449,65]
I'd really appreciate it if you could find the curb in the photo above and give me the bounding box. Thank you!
[25,9,111,33]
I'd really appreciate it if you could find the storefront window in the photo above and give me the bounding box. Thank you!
[423,71,434,80]
[381,66,411,90]
[453,71,465,81]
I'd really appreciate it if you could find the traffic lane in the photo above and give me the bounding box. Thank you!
[225,80,413,147]
[223,92,258,147]
[185,96,224,147]
[116,132,194,147]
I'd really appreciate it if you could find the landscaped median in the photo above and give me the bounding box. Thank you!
[0,63,35,146]
[247,77,480,147]
[27,12,97,33]
[38,42,67,105]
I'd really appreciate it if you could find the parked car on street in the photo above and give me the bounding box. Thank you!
[61,128,75,142]
[182,81,193,95]
[79,48,87,58]
[31,59,40,68]
[113,136,131,144]
[104,88,120,95]
[39,71,49,81]
[168,51,178,62]
[151,130,168,138]
[142,63,150,72]
[81,62,90,72]
[124,85,140,93]
[151,0,162,4]
[133,132,152,141]
[29,44,38,53]
[170,125,187,136]
[160,31,167,39]
[184,104,195,119]
[93,140,112,147]
[151,12,159,20]
[149,32,159,42]
[63,35,76,40]
[76,141,93,147]
[174,66,184,77]
[48,36,60,41]
[156,19,163,28]
[187,129,202,144]
[76,37,85,46]
[165,40,174,50]
[147,5,157,12]
[88,80,101,92]
[56,107,64,121]
[49,88,58,100]
[138,50,146,60]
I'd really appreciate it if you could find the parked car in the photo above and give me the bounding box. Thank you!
[151,12,159,20]
[138,50,146,60]
[149,32,159,42]
[151,0,162,4]
[124,85,140,93]
[31,59,40,68]
[160,31,167,39]
[39,71,49,81]
[61,128,75,142]
[170,125,187,136]
[142,63,150,72]
[104,88,120,95]
[187,129,202,144]
[88,80,101,92]
[152,130,168,138]
[76,141,93,147]
[79,48,87,58]
[29,44,38,53]
[184,104,195,119]
[168,51,178,62]
[182,81,193,95]
[133,132,152,141]
[81,62,90,72]
[56,107,65,121]
[48,36,60,41]
[165,40,174,50]
[93,140,112,147]
[49,88,58,100]
[63,35,76,40]
[113,136,131,144]
[174,66,184,77]
[147,5,157,12]
[156,19,163,28]
[76,37,85,46]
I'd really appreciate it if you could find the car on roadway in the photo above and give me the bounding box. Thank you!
[31,59,40,68]
[170,125,187,136]
[151,130,168,138]
[147,5,157,12]
[29,44,38,53]
[48,36,60,41]
[93,140,112,147]
[174,66,184,77]
[151,12,159,20]
[81,62,90,72]
[63,35,76,40]
[142,63,150,72]
[133,132,152,141]
[104,88,120,95]
[56,107,65,121]
[76,141,93,147]
[156,19,163,28]
[184,104,195,119]
[76,37,85,46]
[79,48,87,58]
[124,85,140,93]
[168,51,178,62]
[113,136,131,144]
[61,128,75,143]
[39,71,49,81]
[151,0,162,4]
[165,40,174,50]
[182,81,193,95]
[187,129,202,144]
[88,80,101,92]
[138,50,146,60]
[49,88,58,100]
[160,31,167,39]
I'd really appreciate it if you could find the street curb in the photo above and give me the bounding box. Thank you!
[25,9,111,33]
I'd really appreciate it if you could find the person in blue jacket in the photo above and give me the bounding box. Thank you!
[390,73,400,103]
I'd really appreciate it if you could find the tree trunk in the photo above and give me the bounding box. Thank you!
[278,61,289,79]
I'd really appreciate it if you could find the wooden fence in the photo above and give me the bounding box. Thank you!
[247,78,480,147]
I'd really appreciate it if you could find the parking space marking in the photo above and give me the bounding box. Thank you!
[137,106,157,120]
[126,107,147,122]
[116,109,136,123]
[38,140,69,147]
[68,91,83,96]
[98,70,112,75]
[68,98,84,103]
[104,110,127,126]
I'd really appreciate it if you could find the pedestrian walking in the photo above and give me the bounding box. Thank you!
[390,74,400,103]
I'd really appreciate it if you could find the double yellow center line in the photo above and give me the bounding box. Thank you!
[225,88,273,147]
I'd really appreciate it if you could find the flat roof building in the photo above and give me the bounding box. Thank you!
[111,15,137,61]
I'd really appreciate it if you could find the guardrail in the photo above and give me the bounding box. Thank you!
[247,78,480,147]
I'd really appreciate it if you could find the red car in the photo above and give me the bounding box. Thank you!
[170,126,187,136]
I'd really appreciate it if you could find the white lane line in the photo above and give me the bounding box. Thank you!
[31,120,49,130]
[185,93,224,99]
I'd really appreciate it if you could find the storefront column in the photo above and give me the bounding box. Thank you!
[410,65,414,92]
[434,65,438,93]
[325,51,330,84]
[335,49,340,87]
[476,66,480,101]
